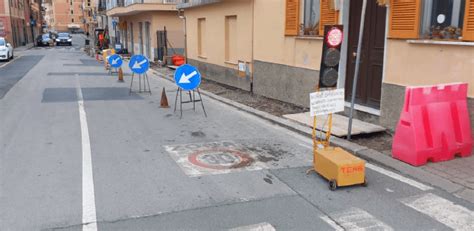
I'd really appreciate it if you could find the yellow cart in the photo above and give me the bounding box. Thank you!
[308,114,367,191]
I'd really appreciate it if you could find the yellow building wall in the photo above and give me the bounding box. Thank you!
[120,11,183,60]
[253,0,323,71]
[151,11,184,50]
[184,0,253,70]
[384,40,474,97]
[184,0,325,71]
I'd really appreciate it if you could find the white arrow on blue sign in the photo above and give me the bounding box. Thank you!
[108,54,123,68]
[174,64,201,91]
[129,55,149,74]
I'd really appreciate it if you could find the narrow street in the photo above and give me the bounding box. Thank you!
[0,35,473,230]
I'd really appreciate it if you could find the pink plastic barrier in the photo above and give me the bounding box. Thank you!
[392,83,473,166]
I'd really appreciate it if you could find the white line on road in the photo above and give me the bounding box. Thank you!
[320,215,344,231]
[401,193,474,230]
[76,77,98,231]
[365,163,433,191]
[331,207,393,231]
[229,222,276,231]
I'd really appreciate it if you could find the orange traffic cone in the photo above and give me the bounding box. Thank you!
[118,67,124,82]
[160,87,170,108]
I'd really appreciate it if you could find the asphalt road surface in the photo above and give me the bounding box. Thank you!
[1,35,473,230]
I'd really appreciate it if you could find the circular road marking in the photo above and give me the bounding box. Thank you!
[188,148,254,170]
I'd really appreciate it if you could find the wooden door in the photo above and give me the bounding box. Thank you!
[345,0,387,109]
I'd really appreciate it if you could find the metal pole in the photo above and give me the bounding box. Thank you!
[347,0,367,140]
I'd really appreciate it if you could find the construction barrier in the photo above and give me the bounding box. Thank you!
[392,83,473,166]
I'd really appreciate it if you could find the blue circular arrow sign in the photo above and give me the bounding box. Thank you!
[174,64,201,91]
[129,55,149,74]
[108,54,123,68]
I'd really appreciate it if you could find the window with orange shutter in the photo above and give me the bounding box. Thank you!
[388,0,422,39]
[319,0,339,35]
[285,0,338,37]
[390,0,473,41]
[462,0,474,41]
[285,0,300,36]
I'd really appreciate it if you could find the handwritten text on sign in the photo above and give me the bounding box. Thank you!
[310,89,345,116]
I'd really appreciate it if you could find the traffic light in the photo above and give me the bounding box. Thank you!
[319,25,343,89]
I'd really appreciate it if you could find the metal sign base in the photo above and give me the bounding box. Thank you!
[173,88,207,119]
[109,67,119,75]
[129,73,152,95]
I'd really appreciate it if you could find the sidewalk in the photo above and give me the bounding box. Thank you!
[148,66,474,204]
[13,43,34,52]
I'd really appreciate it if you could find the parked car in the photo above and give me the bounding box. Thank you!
[55,32,72,46]
[0,37,14,61]
[36,33,52,46]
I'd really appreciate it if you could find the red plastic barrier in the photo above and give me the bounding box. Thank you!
[392,83,473,166]
[172,55,185,66]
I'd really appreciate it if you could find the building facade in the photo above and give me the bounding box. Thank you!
[49,0,84,32]
[1,0,43,46]
[106,0,184,61]
[178,0,474,135]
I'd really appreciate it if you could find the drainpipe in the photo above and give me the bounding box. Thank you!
[8,0,14,46]
[250,0,255,93]
[178,9,187,64]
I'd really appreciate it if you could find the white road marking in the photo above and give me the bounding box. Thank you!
[320,215,344,231]
[365,163,433,191]
[0,55,22,68]
[401,193,474,230]
[298,143,314,150]
[76,77,98,231]
[229,222,276,231]
[331,207,393,231]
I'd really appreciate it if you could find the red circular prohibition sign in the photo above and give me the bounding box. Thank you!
[188,148,254,170]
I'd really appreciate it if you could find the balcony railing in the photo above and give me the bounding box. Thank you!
[107,0,182,10]
[124,0,182,6]
[177,0,220,9]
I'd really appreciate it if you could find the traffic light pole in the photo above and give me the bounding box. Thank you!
[347,0,367,140]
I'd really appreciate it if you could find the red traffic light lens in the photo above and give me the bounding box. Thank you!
[326,27,343,47]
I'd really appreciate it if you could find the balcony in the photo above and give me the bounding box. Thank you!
[107,0,181,17]
[176,0,220,9]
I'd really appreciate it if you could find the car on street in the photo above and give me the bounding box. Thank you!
[0,37,13,61]
[36,34,52,46]
[55,32,72,46]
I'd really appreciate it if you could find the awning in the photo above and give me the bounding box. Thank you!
[67,24,81,29]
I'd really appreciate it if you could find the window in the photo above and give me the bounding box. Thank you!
[389,0,473,41]
[225,16,237,63]
[421,0,466,39]
[71,10,74,14]
[71,18,74,23]
[302,0,320,36]
[198,18,206,57]
[285,0,337,36]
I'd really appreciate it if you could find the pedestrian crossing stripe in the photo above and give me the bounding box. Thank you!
[401,193,474,231]
[229,222,275,231]
[328,207,393,231]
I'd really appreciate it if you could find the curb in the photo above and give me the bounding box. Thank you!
[150,68,472,203]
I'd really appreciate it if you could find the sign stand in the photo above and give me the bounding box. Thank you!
[129,73,152,95]
[173,88,207,119]
[108,67,119,75]
[108,54,123,76]
[173,64,207,118]
[128,54,151,95]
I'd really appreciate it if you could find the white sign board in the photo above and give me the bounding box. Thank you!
[310,89,345,117]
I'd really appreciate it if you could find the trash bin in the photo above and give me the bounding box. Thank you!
[85,39,90,46]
